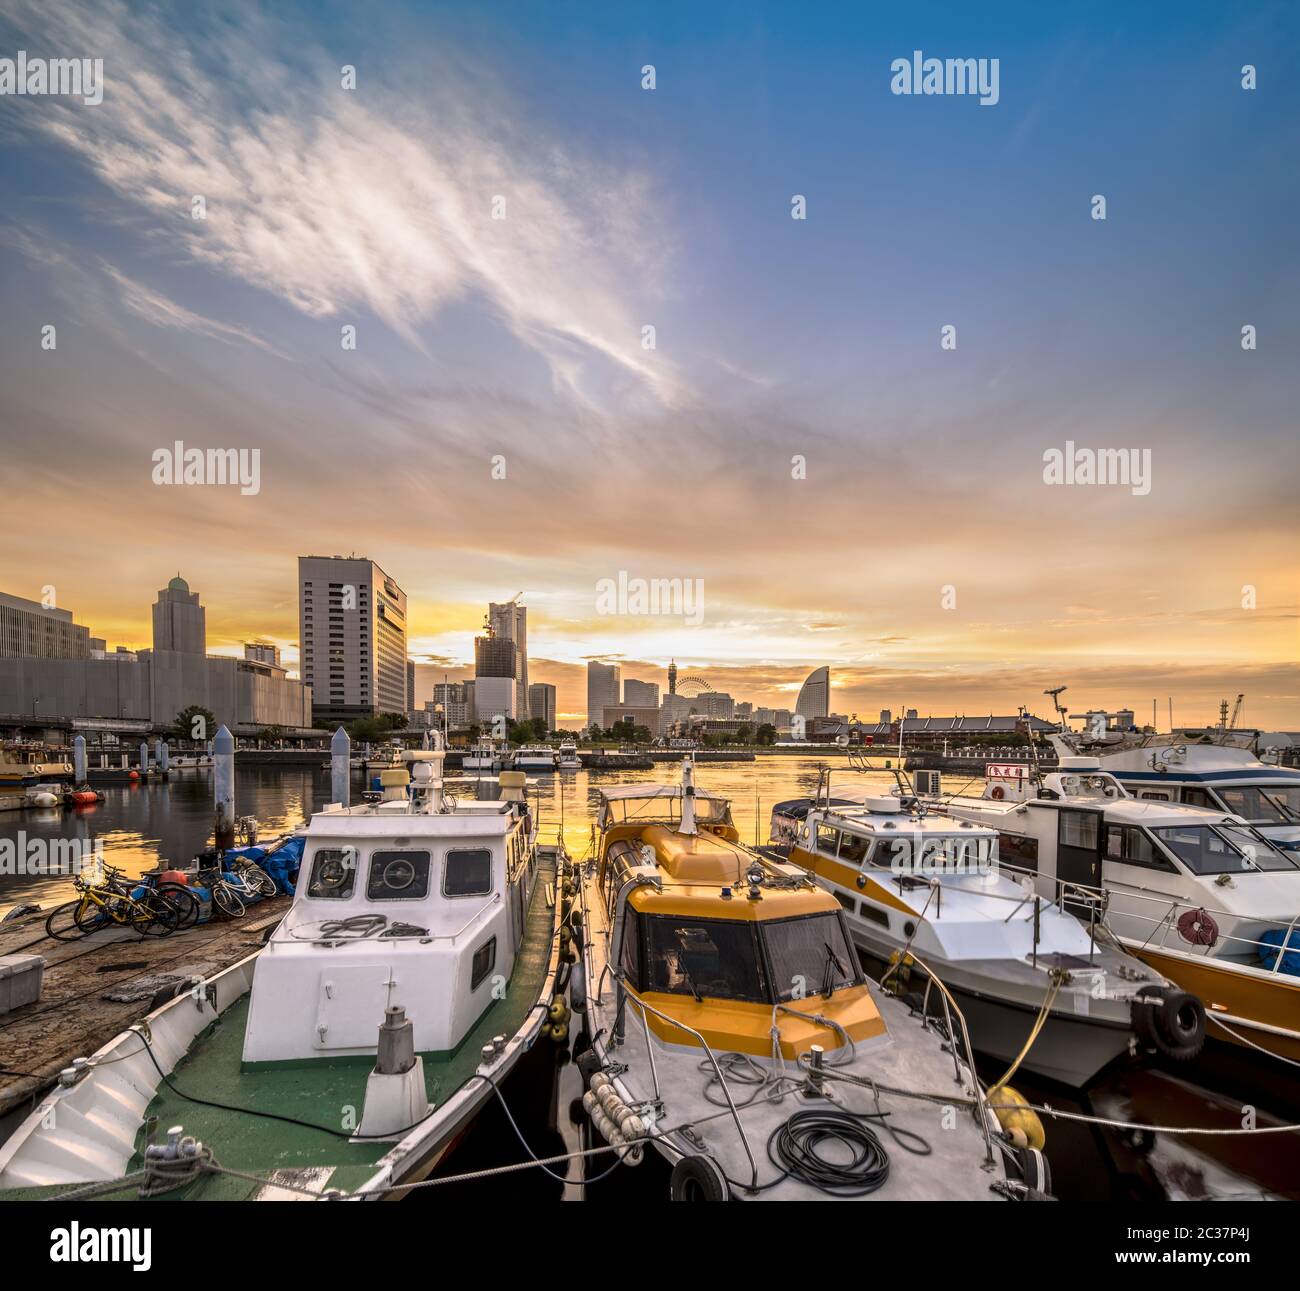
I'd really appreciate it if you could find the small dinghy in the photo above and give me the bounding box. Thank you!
[573,758,1047,1201]
[0,741,570,1200]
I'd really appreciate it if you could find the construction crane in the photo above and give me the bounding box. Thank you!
[1228,693,1245,730]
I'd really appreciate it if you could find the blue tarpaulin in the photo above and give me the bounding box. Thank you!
[224,835,305,895]
[1259,927,1300,976]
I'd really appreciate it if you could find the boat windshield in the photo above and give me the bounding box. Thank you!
[600,794,731,828]
[1213,783,1300,825]
[1150,823,1298,875]
[763,912,859,1001]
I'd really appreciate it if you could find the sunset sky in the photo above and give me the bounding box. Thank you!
[0,1,1296,727]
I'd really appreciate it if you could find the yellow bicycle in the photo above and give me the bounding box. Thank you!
[44,865,188,941]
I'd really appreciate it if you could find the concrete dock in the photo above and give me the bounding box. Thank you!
[0,897,289,1134]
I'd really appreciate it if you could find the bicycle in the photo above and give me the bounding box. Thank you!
[227,858,278,898]
[44,865,185,941]
[199,868,247,918]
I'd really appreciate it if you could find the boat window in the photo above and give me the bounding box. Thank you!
[997,832,1039,875]
[763,913,859,1002]
[444,847,494,896]
[1058,811,1100,849]
[1150,824,1298,875]
[471,937,496,990]
[1181,788,1215,809]
[306,847,357,899]
[1139,791,1171,801]
[815,823,841,856]
[1217,784,1300,824]
[1104,826,1176,874]
[619,905,642,989]
[643,916,766,1002]
[838,830,872,864]
[367,850,431,900]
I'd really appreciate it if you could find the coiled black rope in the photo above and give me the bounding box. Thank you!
[766,1108,891,1197]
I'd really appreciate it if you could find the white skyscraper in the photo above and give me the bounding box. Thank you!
[587,661,621,728]
[489,599,528,719]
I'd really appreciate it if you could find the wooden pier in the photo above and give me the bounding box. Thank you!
[0,897,289,1129]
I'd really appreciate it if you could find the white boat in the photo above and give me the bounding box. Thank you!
[462,737,510,771]
[1049,729,1300,854]
[931,757,1300,1066]
[767,769,1189,1086]
[513,744,557,771]
[0,745,570,1200]
[573,760,1044,1201]
[557,740,581,769]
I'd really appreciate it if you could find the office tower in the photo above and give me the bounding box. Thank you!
[528,682,557,731]
[489,599,528,719]
[152,575,206,655]
[623,679,660,707]
[298,555,408,725]
[407,659,417,713]
[0,591,91,658]
[586,661,621,728]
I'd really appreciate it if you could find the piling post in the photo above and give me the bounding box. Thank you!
[331,726,352,808]
[155,738,169,774]
[214,725,236,852]
[73,735,87,785]
[139,741,150,777]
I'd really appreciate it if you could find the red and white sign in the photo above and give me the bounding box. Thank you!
[985,763,1028,780]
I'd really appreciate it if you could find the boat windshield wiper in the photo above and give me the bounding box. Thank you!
[680,962,704,1003]
[820,941,850,998]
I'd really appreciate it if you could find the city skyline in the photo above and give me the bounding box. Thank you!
[1,2,1296,728]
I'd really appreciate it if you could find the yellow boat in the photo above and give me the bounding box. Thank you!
[572,758,1046,1201]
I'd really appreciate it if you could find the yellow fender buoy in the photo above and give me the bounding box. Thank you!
[991,1085,1045,1151]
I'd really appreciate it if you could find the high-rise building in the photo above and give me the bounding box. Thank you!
[474,633,516,679]
[298,556,408,725]
[152,576,206,655]
[528,682,557,732]
[587,661,621,728]
[473,676,516,729]
[795,666,830,720]
[667,659,678,695]
[427,682,472,731]
[0,591,91,659]
[489,600,528,719]
[407,659,417,713]
[243,641,281,666]
[623,678,660,707]
[660,692,692,724]
[696,691,735,718]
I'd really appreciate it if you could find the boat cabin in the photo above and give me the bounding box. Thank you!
[595,779,886,1060]
[242,763,538,1063]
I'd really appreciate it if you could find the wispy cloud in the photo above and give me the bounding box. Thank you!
[2,0,682,408]
[101,265,289,357]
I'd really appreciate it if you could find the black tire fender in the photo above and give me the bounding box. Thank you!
[669,1154,730,1202]
[1133,985,1206,1061]
[568,961,587,1012]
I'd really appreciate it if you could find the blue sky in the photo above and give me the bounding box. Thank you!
[0,0,1296,722]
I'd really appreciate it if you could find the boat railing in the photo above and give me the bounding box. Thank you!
[606,967,760,1191]
[990,858,1298,975]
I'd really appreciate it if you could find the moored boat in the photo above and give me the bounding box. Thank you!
[931,758,1300,1065]
[767,767,1195,1086]
[0,741,570,1200]
[572,759,1045,1200]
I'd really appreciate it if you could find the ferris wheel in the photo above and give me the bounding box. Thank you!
[675,676,714,698]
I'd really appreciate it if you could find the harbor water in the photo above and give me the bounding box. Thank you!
[1,757,1295,1201]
